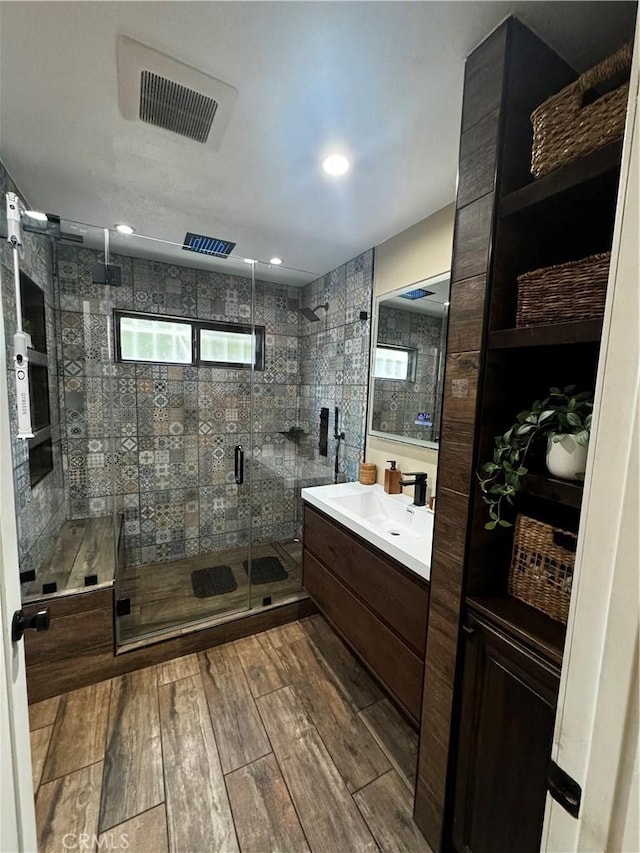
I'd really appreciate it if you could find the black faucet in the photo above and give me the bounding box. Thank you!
[399,472,429,507]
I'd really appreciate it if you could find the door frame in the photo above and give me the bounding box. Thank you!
[542,27,639,853]
[0,254,38,852]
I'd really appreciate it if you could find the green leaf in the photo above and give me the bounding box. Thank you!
[517,467,528,475]
[564,384,577,395]
[538,410,556,423]
[498,519,512,528]
[484,521,497,531]
[566,411,582,427]
[575,429,590,447]
[516,424,534,435]
[552,433,564,443]
[549,387,562,395]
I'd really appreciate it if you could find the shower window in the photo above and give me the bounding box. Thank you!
[198,323,264,370]
[374,345,417,381]
[116,313,192,364]
[115,311,264,369]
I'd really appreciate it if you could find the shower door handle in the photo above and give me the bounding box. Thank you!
[234,444,244,485]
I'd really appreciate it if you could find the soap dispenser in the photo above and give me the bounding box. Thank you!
[384,461,402,495]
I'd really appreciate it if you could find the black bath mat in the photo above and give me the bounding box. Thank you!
[243,556,288,585]
[191,565,238,598]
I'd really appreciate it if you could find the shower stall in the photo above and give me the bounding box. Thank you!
[2,196,372,650]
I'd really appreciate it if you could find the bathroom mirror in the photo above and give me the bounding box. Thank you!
[368,271,450,449]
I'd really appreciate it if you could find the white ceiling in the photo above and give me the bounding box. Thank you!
[0,1,636,284]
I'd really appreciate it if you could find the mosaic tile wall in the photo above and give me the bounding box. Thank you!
[0,159,66,576]
[298,249,374,484]
[55,245,340,567]
[372,304,445,442]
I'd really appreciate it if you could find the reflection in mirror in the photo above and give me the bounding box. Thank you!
[369,272,450,449]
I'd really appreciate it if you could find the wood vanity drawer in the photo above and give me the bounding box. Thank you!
[303,549,424,722]
[303,505,429,655]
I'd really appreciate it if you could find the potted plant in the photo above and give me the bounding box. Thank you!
[478,385,593,530]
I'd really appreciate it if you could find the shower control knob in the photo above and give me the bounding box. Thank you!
[11,608,50,642]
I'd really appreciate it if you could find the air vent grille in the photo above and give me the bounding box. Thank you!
[139,70,219,143]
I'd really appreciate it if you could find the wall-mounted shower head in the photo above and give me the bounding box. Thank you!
[299,302,329,322]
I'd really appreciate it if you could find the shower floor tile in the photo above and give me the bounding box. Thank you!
[30,614,430,853]
[117,539,303,643]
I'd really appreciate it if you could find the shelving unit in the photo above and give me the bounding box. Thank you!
[500,140,623,217]
[413,16,633,853]
[488,319,603,349]
[520,472,583,509]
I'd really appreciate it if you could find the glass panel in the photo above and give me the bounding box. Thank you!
[0,208,118,604]
[106,229,258,644]
[200,327,253,365]
[118,314,192,363]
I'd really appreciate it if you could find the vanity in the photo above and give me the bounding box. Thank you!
[301,482,432,724]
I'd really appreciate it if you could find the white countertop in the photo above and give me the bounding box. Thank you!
[301,481,433,581]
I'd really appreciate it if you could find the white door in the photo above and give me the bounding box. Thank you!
[542,28,639,853]
[0,258,38,851]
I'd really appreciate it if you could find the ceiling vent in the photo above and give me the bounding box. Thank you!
[117,36,238,149]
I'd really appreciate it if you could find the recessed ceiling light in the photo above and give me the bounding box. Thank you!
[24,210,48,221]
[322,154,350,176]
[243,258,256,264]
[115,223,135,235]
[269,257,283,265]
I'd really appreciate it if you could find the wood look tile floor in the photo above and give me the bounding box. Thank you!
[29,614,432,853]
[119,540,304,642]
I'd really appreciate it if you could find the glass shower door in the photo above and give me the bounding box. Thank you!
[246,260,306,609]
[102,229,255,644]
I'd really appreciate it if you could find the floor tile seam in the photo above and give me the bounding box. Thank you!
[252,686,315,853]
[356,708,415,794]
[97,799,167,837]
[38,757,105,790]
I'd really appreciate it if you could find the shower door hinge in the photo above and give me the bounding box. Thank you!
[92,262,122,287]
[115,597,131,617]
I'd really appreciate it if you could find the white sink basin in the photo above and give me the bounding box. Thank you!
[301,482,433,580]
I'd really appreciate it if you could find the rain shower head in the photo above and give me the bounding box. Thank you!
[299,302,329,322]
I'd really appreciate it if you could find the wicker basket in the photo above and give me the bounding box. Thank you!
[516,252,610,327]
[509,515,576,623]
[531,42,632,178]
[359,463,377,485]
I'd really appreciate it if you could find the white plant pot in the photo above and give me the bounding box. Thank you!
[546,434,588,481]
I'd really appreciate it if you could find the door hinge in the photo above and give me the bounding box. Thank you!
[548,760,581,818]
[92,262,122,287]
[115,597,131,617]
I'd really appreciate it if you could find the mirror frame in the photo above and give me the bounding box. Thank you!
[367,270,450,450]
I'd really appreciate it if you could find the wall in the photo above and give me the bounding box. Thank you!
[0,159,65,577]
[298,249,374,484]
[366,204,454,490]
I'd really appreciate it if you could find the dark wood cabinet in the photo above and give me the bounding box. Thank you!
[414,14,633,851]
[451,610,560,853]
[302,504,429,724]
